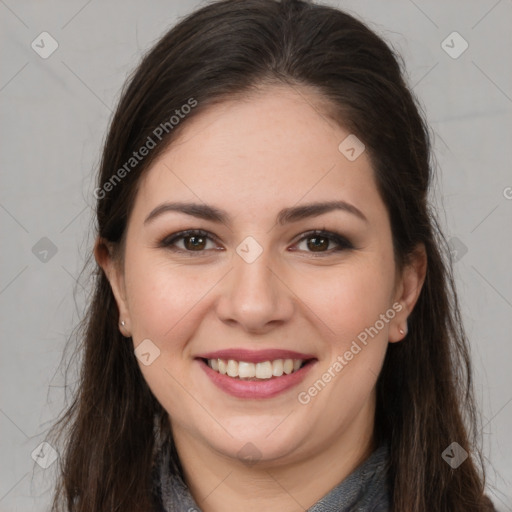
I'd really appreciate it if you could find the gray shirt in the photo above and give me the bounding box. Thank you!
[153,442,391,511]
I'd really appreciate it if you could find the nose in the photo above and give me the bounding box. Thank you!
[215,247,295,334]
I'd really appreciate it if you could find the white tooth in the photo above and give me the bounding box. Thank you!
[283,359,294,374]
[226,359,239,377]
[238,361,256,378]
[272,359,284,377]
[255,361,273,379]
[213,358,301,377]
[218,359,227,375]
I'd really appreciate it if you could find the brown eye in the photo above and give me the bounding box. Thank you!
[294,230,354,255]
[306,235,330,252]
[183,234,207,251]
[160,229,220,254]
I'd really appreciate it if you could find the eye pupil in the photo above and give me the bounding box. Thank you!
[185,235,206,250]
[307,236,329,251]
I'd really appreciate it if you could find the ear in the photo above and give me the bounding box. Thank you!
[94,237,131,337]
[389,242,427,343]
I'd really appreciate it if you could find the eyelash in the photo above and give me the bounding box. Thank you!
[158,228,354,257]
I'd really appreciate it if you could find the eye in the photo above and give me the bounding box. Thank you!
[292,229,354,255]
[159,229,221,254]
[159,228,354,256]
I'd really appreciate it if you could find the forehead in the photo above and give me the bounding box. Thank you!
[134,86,387,227]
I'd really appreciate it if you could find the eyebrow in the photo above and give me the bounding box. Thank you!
[144,200,368,226]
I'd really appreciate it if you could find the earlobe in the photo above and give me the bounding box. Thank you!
[94,237,131,336]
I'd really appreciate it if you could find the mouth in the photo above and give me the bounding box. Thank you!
[202,357,309,380]
[195,349,317,399]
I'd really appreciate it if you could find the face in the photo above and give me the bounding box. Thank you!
[99,85,424,467]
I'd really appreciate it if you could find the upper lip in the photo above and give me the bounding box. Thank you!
[196,349,316,364]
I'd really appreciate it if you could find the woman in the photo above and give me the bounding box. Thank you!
[48,0,496,510]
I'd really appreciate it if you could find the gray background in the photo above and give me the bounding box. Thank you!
[1,0,511,510]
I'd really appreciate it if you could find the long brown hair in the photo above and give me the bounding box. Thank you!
[48,0,495,510]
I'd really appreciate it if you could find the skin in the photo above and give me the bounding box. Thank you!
[96,85,427,511]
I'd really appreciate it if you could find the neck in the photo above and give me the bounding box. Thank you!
[170,400,376,512]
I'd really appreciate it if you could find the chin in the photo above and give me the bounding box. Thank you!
[199,418,311,466]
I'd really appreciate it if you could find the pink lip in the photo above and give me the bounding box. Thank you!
[196,358,317,399]
[196,348,316,364]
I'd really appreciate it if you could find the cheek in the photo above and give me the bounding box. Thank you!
[124,253,221,345]
[123,257,219,412]
[292,256,395,349]
[293,261,393,426]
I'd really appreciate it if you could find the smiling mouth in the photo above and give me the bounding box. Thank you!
[200,358,313,380]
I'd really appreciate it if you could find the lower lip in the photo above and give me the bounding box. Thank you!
[197,359,316,399]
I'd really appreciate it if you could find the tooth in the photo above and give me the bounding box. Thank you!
[255,361,273,379]
[218,359,227,375]
[238,361,256,378]
[211,357,305,377]
[226,359,239,377]
[272,359,284,377]
[283,359,294,374]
